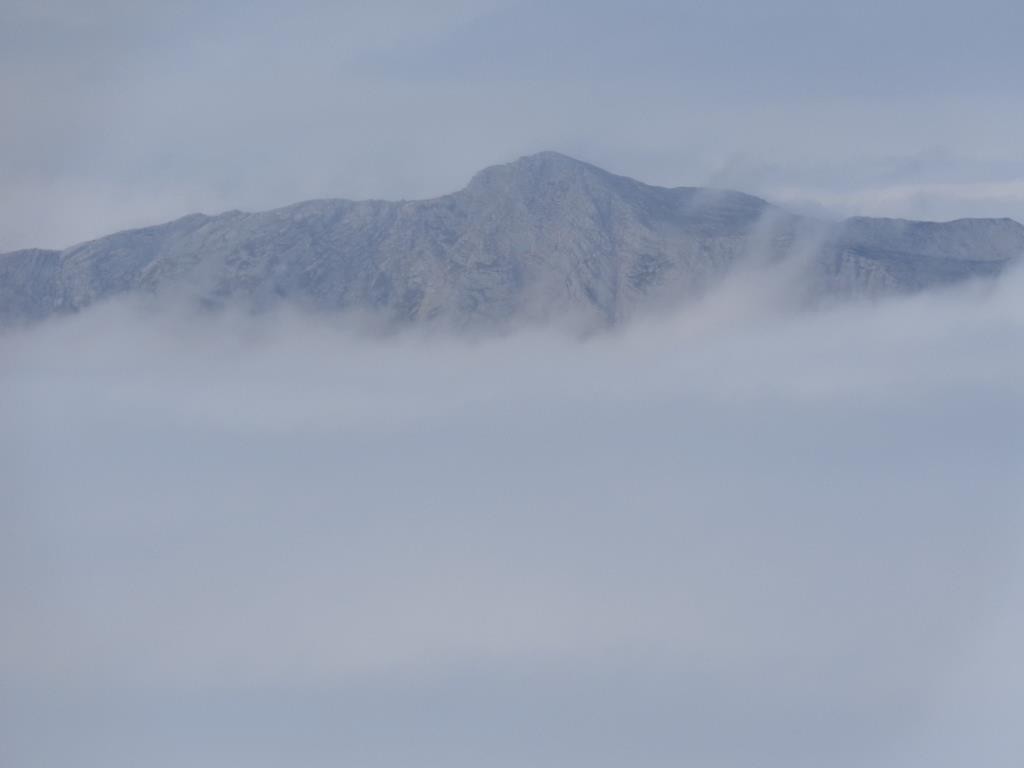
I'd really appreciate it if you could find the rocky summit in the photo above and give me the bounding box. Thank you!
[2,152,1021,329]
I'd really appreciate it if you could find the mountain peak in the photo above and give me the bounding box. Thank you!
[465,151,613,192]
[512,150,597,168]
[500,150,596,169]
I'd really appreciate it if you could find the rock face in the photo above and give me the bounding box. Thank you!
[2,152,1022,328]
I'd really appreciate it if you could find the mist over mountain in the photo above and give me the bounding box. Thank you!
[7,0,1024,764]
[3,152,1021,329]
[4,269,1024,768]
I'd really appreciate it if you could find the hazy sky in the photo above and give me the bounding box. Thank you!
[3,0,1024,251]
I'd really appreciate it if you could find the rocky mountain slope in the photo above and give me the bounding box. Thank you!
[2,152,1021,328]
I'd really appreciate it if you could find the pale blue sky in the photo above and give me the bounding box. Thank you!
[2,0,1023,251]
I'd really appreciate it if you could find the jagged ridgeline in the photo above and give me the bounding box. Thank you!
[2,152,1022,328]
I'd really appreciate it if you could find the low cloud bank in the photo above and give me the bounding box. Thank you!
[2,271,1023,767]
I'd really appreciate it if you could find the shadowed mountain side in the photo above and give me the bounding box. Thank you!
[2,152,1022,328]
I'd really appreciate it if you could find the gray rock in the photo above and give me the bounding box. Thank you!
[2,152,1022,329]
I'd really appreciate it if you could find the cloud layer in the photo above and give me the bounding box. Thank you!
[2,269,1023,767]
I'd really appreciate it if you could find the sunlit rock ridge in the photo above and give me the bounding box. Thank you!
[2,151,1022,328]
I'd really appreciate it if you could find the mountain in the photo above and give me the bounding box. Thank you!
[2,152,1021,329]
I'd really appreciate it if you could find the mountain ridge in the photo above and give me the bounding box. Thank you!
[2,152,1022,328]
